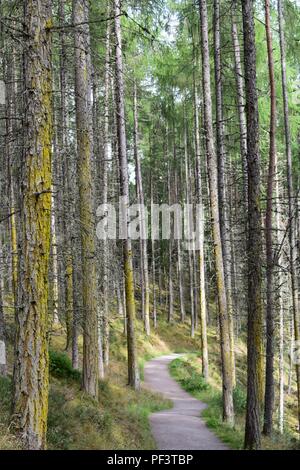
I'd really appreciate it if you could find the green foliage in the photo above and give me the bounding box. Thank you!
[47,389,74,449]
[181,371,210,392]
[233,386,247,414]
[170,357,209,392]
[46,373,171,450]
[49,350,81,381]
[0,375,12,412]
[0,376,22,449]
[48,388,114,450]
[74,402,112,431]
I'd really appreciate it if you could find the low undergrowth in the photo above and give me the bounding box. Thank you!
[169,354,299,450]
[1,313,196,450]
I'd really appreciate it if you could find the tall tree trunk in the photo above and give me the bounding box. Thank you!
[93,74,105,379]
[263,0,276,436]
[167,161,174,323]
[50,188,59,327]
[133,81,150,336]
[184,117,195,338]
[5,46,18,317]
[0,244,6,376]
[242,0,263,450]
[150,172,157,328]
[175,168,185,324]
[214,0,236,387]
[194,77,209,380]
[73,0,99,397]
[199,0,234,425]
[102,10,111,368]
[12,0,52,449]
[231,0,248,209]
[177,238,185,323]
[278,0,300,432]
[58,0,77,360]
[276,175,285,434]
[114,0,140,390]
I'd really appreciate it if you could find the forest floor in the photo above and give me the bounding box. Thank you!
[0,303,200,450]
[0,300,299,450]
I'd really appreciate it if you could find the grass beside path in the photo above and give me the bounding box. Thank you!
[169,354,245,449]
[0,317,197,450]
[169,354,299,450]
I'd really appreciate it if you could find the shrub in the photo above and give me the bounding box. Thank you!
[0,376,12,412]
[170,357,209,393]
[49,350,81,381]
[74,403,112,431]
[233,386,247,414]
[180,372,209,392]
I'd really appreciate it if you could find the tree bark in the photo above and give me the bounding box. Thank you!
[263,0,276,436]
[12,0,52,449]
[278,0,300,432]
[276,175,285,433]
[102,9,111,368]
[231,0,248,209]
[242,0,263,450]
[0,242,6,376]
[150,170,157,328]
[214,0,236,387]
[114,0,140,390]
[167,160,174,323]
[184,116,195,338]
[193,76,209,380]
[73,0,99,397]
[133,81,150,336]
[199,0,234,425]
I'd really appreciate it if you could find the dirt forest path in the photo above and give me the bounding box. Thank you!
[143,354,228,450]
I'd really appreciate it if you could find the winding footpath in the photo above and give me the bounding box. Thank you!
[143,354,228,450]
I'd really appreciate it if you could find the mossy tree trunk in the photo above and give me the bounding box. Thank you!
[12,0,52,450]
[114,0,140,390]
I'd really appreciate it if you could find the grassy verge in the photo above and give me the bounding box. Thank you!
[0,376,22,449]
[0,348,171,450]
[169,354,245,449]
[169,354,299,450]
[1,314,199,450]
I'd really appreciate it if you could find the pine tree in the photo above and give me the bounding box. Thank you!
[242,0,263,450]
[12,0,53,449]
[73,0,99,398]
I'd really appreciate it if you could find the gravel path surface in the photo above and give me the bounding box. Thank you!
[143,354,228,450]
